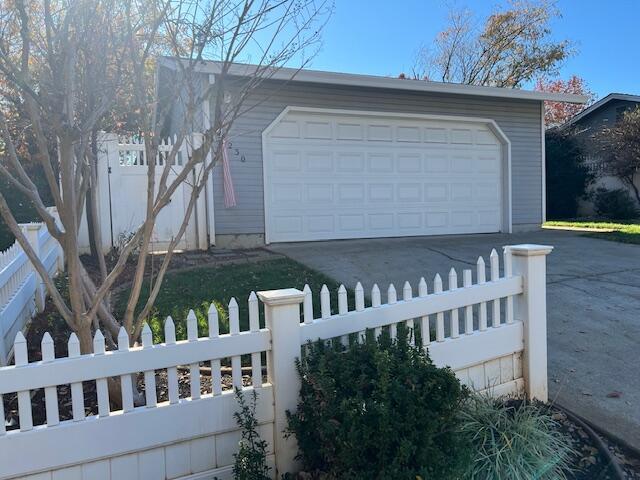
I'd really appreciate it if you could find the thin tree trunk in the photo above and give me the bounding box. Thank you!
[76,321,94,355]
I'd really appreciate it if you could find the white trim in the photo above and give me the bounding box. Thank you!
[261,106,513,244]
[563,93,640,127]
[162,58,588,104]
[541,103,547,223]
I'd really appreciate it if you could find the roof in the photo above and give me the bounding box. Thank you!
[160,57,588,104]
[563,93,640,126]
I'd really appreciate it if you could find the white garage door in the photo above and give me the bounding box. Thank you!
[263,108,506,243]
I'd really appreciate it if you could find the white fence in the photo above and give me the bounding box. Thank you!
[79,133,210,255]
[0,219,63,365]
[0,244,551,480]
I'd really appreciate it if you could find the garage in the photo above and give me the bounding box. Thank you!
[262,107,511,243]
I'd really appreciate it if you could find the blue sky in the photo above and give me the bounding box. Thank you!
[305,0,640,100]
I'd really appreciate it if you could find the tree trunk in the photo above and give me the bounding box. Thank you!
[77,321,94,355]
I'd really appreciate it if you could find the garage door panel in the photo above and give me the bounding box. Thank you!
[397,126,421,142]
[304,121,332,139]
[305,151,333,171]
[397,154,422,173]
[272,184,302,203]
[397,183,422,202]
[368,125,393,141]
[272,151,301,171]
[368,153,394,172]
[424,128,448,143]
[368,184,394,202]
[336,152,365,172]
[337,123,363,140]
[265,110,504,242]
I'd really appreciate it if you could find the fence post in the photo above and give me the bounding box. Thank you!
[508,244,553,402]
[257,288,305,478]
[22,223,46,312]
[47,207,65,272]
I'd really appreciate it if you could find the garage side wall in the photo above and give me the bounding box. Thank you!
[211,80,543,238]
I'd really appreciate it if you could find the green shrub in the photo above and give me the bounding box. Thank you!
[229,388,271,480]
[593,187,639,220]
[286,328,470,480]
[460,396,574,480]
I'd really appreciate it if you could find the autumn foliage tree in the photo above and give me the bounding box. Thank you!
[413,0,571,87]
[536,75,595,127]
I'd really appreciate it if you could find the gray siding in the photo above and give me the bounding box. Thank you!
[210,79,543,235]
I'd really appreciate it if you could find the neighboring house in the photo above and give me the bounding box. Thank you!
[561,93,640,214]
[81,61,586,251]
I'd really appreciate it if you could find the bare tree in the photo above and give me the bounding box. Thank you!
[0,0,331,354]
[598,106,640,204]
[412,0,571,88]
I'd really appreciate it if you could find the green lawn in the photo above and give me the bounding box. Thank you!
[116,257,352,343]
[544,219,640,244]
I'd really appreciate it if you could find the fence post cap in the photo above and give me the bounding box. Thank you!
[507,244,554,257]
[258,288,305,306]
[18,222,42,231]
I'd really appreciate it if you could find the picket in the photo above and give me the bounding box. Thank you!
[94,330,110,417]
[229,298,242,389]
[463,270,473,334]
[403,282,414,345]
[249,292,262,389]
[208,305,223,396]
[302,284,313,324]
[165,316,180,404]
[477,256,488,331]
[388,284,398,339]
[142,324,158,408]
[371,284,381,338]
[490,249,501,328]
[42,333,60,426]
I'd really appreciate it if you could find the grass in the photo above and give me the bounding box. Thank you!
[544,219,640,245]
[115,257,352,343]
[460,396,575,480]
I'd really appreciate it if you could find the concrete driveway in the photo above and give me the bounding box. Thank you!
[269,229,640,450]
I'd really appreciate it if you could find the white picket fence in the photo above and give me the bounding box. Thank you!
[0,244,552,480]
[0,216,63,365]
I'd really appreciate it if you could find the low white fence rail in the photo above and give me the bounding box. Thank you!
[0,244,551,480]
[0,219,63,365]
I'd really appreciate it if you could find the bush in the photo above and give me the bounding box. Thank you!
[593,187,639,220]
[230,388,271,480]
[460,396,574,480]
[286,328,470,480]
[545,128,592,219]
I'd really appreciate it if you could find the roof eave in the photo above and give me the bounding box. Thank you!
[161,58,588,104]
[562,93,640,127]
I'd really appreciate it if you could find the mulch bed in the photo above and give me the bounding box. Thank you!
[3,367,261,431]
[556,407,640,480]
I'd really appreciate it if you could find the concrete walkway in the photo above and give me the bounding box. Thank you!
[270,230,640,450]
